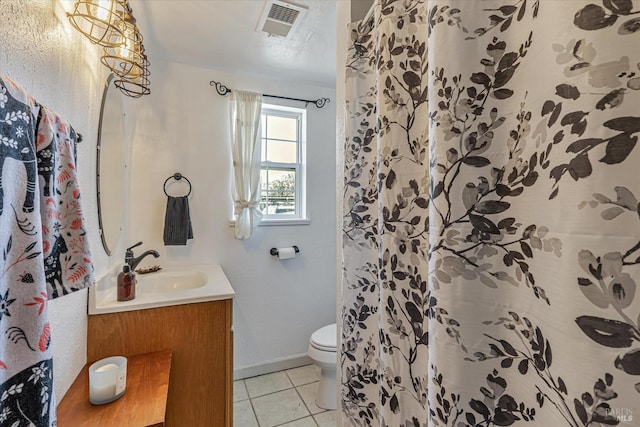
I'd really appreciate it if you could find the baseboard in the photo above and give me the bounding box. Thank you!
[234,353,313,380]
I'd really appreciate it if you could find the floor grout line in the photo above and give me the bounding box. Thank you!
[272,413,318,427]
[248,392,261,427]
[246,383,296,400]
[295,382,328,418]
[292,381,314,420]
[249,384,312,427]
[237,366,332,427]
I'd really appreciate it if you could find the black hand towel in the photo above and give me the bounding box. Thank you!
[163,196,194,245]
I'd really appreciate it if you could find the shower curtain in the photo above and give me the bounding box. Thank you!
[341,1,640,426]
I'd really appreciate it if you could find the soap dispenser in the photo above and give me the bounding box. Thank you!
[117,265,136,302]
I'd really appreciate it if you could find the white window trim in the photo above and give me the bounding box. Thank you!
[230,103,309,225]
[260,105,306,221]
[228,218,311,227]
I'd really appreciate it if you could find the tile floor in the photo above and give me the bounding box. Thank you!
[234,365,336,427]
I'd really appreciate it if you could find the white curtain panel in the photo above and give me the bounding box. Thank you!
[341,0,640,426]
[230,90,263,240]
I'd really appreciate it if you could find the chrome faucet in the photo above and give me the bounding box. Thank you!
[125,241,160,271]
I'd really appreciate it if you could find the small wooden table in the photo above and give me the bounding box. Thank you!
[57,350,172,427]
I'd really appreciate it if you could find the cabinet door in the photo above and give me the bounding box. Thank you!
[88,300,233,426]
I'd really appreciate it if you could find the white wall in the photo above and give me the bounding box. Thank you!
[126,60,337,373]
[0,0,116,403]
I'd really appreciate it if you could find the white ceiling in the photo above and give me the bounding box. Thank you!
[129,0,339,88]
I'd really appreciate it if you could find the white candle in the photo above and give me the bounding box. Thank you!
[89,356,127,405]
[90,382,116,402]
[95,363,118,373]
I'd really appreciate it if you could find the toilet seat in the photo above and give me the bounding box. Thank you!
[310,342,335,352]
[310,324,336,352]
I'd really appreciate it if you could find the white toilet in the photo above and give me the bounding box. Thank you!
[308,323,337,410]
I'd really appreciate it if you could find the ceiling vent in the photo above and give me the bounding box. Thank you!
[257,0,308,38]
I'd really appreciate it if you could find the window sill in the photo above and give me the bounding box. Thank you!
[228,218,311,227]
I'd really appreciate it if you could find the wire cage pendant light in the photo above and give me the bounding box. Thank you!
[68,0,151,97]
[113,52,151,98]
[114,73,151,98]
[114,64,150,97]
[67,0,127,47]
[100,12,144,79]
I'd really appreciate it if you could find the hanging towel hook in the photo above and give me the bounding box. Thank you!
[163,172,192,197]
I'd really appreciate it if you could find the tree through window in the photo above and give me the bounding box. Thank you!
[259,106,305,218]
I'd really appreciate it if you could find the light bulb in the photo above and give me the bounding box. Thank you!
[94,0,111,21]
[118,36,133,60]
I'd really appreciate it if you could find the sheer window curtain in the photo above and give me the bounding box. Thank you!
[230,90,263,240]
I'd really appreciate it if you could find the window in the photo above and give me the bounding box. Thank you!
[259,105,306,222]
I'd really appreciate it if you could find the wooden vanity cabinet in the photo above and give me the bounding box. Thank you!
[87,299,233,427]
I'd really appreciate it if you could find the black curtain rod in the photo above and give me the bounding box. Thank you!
[209,81,330,109]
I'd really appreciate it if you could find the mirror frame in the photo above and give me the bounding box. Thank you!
[96,73,125,256]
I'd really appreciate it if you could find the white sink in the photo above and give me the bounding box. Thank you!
[89,264,234,315]
[137,270,207,294]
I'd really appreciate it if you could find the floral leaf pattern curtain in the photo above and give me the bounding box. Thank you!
[230,90,263,240]
[341,1,640,426]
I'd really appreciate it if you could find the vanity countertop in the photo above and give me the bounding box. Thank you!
[89,264,235,315]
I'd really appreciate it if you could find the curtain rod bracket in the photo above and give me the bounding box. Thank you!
[210,80,231,96]
[209,80,330,109]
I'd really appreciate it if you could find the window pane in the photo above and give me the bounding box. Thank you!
[266,169,295,188]
[260,168,296,215]
[268,191,296,214]
[260,192,296,215]
[267,115,297,141]
[257,108,303,219]
[265,139,296,163]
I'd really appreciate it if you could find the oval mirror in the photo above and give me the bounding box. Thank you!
[97,74,126,256]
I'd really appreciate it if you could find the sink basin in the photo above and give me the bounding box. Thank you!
[137,270,207,294]
[89,264,235,314]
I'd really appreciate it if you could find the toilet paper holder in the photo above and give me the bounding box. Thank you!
[270,246,300,256]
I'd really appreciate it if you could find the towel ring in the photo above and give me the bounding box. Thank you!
[163,173,192,197]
